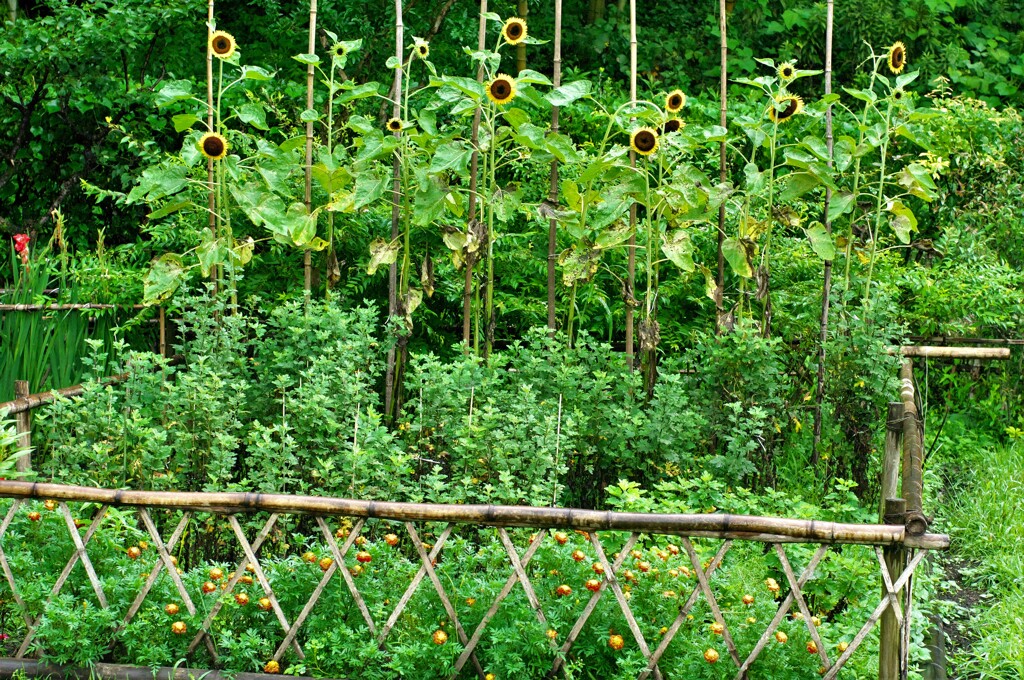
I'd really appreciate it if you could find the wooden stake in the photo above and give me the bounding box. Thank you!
[880,498,907,680]
[812,0,835,459]
[158,306,167,358]
[206,0,217,294]
[546,0,562,334]
[302,0,318,299]
[13,381,29,472]
[624,0,637,366]
[880,402,904,522]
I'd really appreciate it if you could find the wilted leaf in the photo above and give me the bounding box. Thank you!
[661,230,695,272]
[558,243,600,285]
[367,237,400,275]
[722,237,754,278]
[143,253,185,304]
[887,199,917,244]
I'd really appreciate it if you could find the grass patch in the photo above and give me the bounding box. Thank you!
[939,433,1024,676]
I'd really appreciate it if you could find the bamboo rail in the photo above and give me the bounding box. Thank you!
[0,356,184,416]
[0,303,146,311]
[908,335,1024,346]
[891,345,1011,360]
[0,480,948,548]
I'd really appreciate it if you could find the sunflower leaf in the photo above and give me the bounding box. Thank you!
[778,172,821,201]
[367,237,401,276]
[143,253,186,305]
[155,80,194,107]
[545,133,580,163]
[428,142,473,177]
[546,80,591,107]
[241,66,274,81]
[436,76,485,101]
[300,109,321,123]
[886,199,917,244]
[236,103,269,131]
[805,222,836,261]
[172,114,200,133]
[147,200,191,220]
[661,230,696,272]
[516,69,552,86]
[722,237,754,278]
[826,191,856,221]
[292,53,320,66]
[896,71,919,89]
[353,173,387,211]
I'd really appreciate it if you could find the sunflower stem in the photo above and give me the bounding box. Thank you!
[862,98,894,307]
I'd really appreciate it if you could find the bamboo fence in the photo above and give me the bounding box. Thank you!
[0,478,947,679]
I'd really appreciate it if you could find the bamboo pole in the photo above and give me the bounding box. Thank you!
[385,0,405,408]
[0,357,185,416]
[13,382,30,472]
[545,0,562,334]
[0,480,948,548]
[899,361,927,536]
[462,0,487,351]
[516,0,527,73]
[624,0,637,367]
[714,0,728,332]
[879,497,907,679]
[812,0,835,460]
[206,0,217,293]
[893,346,1011,360]
[302,0,318,300]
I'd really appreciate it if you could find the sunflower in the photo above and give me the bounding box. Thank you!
[199,132,228,161]
[329,42,348,60]
[386,117,403,133]
[777,62,796,81]
[630,127,659,156]
[887,41,907,74]
[768,94,804,124]
[209,30,237,60]
[663,118,683,134]
[502,17,528,45]
[486,74,516,105]
[414,39,430,60]
[665,89,686,114]
[891,88,906,102]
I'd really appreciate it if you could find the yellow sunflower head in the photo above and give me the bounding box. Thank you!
[199,132,228,161]
[209,30,237,61]
[665,90,686,114]
[663,118,684,134]
[777,62,796,81]
[502,17,528,45]
[887,41,907,74]
[386,117,403,133]
[768,94,804,124]
[630,127,659,156]
[414,39,430,60]
[486,74,516,105]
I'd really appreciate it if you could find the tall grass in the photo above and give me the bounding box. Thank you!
[942,434,1024,677]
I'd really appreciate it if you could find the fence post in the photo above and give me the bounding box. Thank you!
[13,380,30,472]
[880,497,907,680]
[880,402,904,523]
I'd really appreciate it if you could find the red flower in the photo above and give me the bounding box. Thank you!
[13,234,30,254]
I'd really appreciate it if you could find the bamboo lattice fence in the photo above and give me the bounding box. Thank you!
[0,480,947,680]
